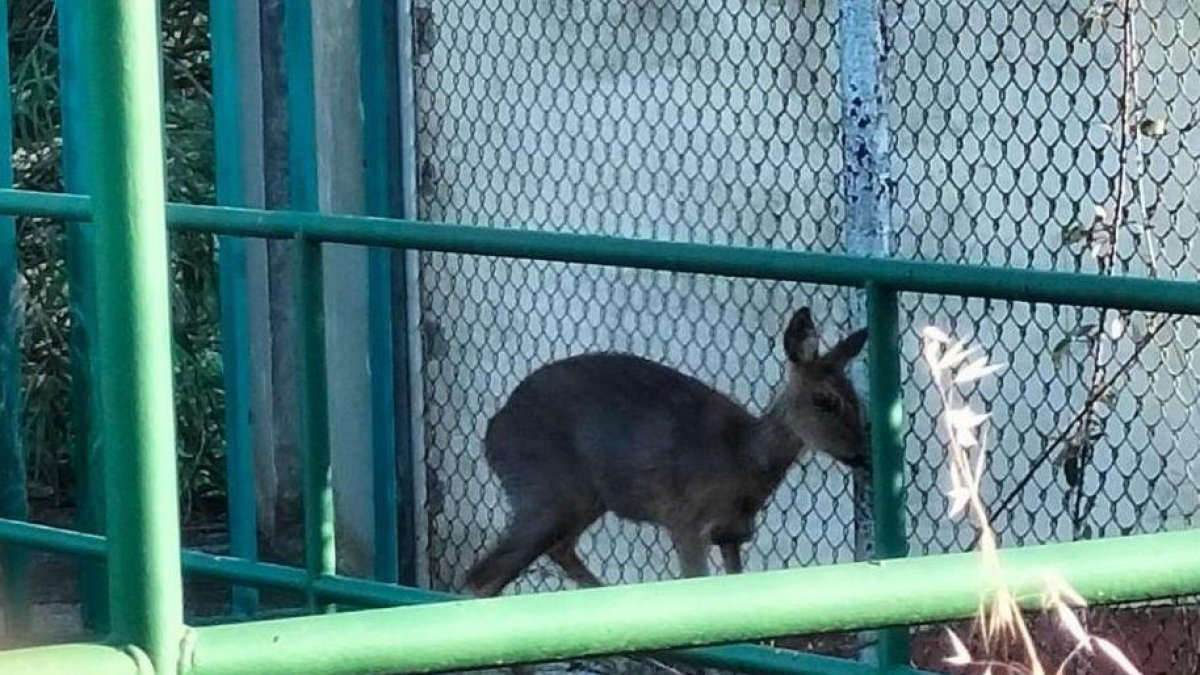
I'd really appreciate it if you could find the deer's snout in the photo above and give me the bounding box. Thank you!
[844,454,870,470]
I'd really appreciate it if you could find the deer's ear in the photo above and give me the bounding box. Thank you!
[783,308,818,364]
[822,328,868,369]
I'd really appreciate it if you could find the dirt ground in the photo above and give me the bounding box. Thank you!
[774,607,1200,675]
[3,502,1196,674]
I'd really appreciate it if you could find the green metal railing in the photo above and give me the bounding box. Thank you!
[1,513,1197,674]
[360,0,406,587]
[83,0,183,669]
[210,0,257,619]
[1,0,1199,674]
[1,182,1200,672]
[58,0,109,634]
[0,0,23,639]
[5,188,1200,314]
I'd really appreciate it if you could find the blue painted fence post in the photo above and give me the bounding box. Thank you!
[839,0,910,667]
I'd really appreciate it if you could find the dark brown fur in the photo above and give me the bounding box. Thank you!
[466,307,869,596]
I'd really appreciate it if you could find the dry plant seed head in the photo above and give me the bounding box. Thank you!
[920,326,1142,675]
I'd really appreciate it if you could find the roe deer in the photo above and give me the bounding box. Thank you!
[465,307,869,597]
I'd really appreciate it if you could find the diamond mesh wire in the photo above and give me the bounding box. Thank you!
[412,0,856,594]
[889,0,1200,558]
[893,1,1200,667]
[408,0,1200,666]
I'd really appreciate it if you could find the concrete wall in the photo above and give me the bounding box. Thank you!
[313,0,376,577]
[408,0,1200,592]
[246,0,375,576]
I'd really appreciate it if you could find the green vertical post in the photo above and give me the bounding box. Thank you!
[297,236,334,611]
[284,0,335,609]
[58,0,107,633]
[84,0,185,669]
[211,0,258,616]
[392,0,423,587]
[0,0,30,637]
[866,283,910,667]
[360,0,402,584]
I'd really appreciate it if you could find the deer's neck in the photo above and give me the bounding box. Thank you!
[746,396,805,486]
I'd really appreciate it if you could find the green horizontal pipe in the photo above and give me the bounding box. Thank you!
[0,519,304,593]
[183,527,1199,675]
[0,519,925,675]
[199,582,941,675]
[669,645,930,675]
[9,515,1179,675]
[310,574,455,607]
[0,643,148,675]
[0,518,107,557]
[0,518,898,675]
[0,518,446,604]
[1,188,1200,316]
[182,552,309,593]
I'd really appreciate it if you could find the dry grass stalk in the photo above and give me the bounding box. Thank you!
[920,326,1142,675]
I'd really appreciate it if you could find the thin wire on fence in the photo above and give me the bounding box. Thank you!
[407,0,1200,667]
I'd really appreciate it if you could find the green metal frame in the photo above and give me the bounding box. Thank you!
[2,180,1200,673]
[1,1,1200,674]
[83,0,183,670]
[864,284,908,666]
[391,0,425,588]
[280,0,337,616]
[360,0,407,587]
[4,188,1200,315]
[58,0,109,633]
[181,526,1200,675]
[210,0,257,618]
[1,513,1196,674]
[0,0,27,639]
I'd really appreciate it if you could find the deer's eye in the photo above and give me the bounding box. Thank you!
[812,394,842,415]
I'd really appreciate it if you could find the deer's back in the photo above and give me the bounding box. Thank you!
[484,353,759,524]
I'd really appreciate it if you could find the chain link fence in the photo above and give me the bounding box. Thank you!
[409,0,1200,668]
[412,0,857,595]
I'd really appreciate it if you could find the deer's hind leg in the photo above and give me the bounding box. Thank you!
[546,510,604,589]
[465,507,570,598]
[669,527,710,578]
[710,517,753,575]
[719,543,743,574]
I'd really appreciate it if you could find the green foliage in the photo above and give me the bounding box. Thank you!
[12,0,70,500]
[12,0,226,519]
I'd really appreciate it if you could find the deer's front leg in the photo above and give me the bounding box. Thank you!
[670,528,710,578]
[719,542,743,574]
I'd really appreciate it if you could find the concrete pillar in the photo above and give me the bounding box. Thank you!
[245,0,376,576]
[312,0,375,577]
